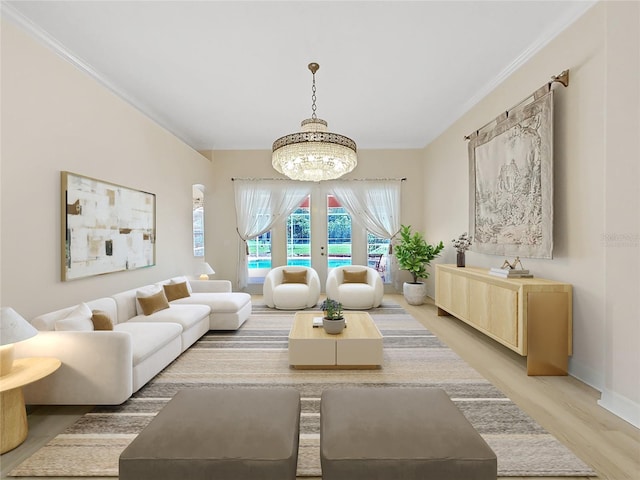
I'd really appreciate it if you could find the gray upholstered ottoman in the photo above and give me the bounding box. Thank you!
[119,387,301,480]
[320,387,496,480]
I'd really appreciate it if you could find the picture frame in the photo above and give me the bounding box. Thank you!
[62,171,156,281]
[468,90,554,259]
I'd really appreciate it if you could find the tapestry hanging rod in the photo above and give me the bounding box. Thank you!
[464,69,569,141]
[231,177,407,181]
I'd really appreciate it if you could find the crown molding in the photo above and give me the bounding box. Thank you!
[426,0,598,148]
[1,2,198,149]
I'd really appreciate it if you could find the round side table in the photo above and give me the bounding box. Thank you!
[0,357,61,454]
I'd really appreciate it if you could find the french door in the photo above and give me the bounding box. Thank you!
[286,186,362,289]
[247,186,389,289]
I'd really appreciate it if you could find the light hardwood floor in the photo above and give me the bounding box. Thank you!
[1,293,638,480]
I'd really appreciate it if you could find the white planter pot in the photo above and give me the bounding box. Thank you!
[323,317,346,334]
[403,282,427,305]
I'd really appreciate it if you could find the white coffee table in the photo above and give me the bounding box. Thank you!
[288,311,383,369]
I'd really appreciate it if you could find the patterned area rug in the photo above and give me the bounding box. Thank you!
[10,303,595,477]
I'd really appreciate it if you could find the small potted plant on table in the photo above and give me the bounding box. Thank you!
[320,298,345,334]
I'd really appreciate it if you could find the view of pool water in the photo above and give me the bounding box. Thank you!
[248,258,351,269]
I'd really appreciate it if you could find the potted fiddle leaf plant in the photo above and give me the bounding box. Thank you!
[320,298,345,334]
[394,224,444,305]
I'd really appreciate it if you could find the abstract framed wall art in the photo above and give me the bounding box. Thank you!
[62,171,156,281]
[468,89,554,259]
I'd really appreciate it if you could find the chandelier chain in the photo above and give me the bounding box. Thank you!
[311,71,317,120]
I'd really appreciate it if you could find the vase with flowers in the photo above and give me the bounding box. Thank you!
[452,232,472,267]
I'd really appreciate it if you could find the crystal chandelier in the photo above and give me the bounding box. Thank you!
[272,63,357,182]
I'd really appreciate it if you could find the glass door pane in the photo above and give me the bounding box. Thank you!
[287,196,311,267]
[327,195,351,269]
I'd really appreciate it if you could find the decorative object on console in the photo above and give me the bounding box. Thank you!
[465,71,569,260]
[394,225,444,305]
[489,257,533,278]
[452,232,472,267]
[272,62,357,182]
[0,308,38,376]
[320,298,345,334]
[62,171,156,281]
[196,262,215,280]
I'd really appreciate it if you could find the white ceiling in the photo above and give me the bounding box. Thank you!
[4,1,595,151]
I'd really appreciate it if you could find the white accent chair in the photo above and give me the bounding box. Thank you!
[325,265,384,310]
[263,266,321,310]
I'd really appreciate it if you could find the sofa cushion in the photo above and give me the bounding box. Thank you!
[137,290,170,316]
[91,310,114,330]
[282,269,307,284]
[127,304,210,331]
[55,303,94,331]
[170,292,250,314]
[115,322,183,365]
[163,282,191,302]
[343,269,368,283]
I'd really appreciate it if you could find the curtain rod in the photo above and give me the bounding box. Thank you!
[464,69,569,141]
[231,177,407,182]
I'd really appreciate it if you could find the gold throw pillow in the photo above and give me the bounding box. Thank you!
[163,281,191,302]
[343,270,368,283]
[138,290,170,316]
[282,269,308,284]
[91,310,113,330]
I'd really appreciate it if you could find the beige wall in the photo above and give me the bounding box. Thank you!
[423,1,639,426]
[1,20,214,319]
[208,149,425,288]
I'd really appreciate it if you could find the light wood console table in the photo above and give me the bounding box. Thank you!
[435,264,572,376]
[0,357,61,453]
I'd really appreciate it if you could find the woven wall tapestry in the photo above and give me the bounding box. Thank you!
[468,89,553,259]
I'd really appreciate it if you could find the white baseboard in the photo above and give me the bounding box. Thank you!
[568,357,604,392]
[568,359,640,428]
[598,389,640,429]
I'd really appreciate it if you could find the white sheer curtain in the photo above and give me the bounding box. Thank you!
[327,180,402,279]
[233,179,311,289]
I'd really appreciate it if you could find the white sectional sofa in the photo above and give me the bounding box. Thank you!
[14,277,251,405]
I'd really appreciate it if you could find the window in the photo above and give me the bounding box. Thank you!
[247,218,272,284]
[368,233,390,282]
[192,184,205,257]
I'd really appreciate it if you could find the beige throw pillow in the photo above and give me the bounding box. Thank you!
[343,270,368,283]
[91,310,114,330]
[163,282,191,302]
[282,269,307,284]
[138,290,170,316]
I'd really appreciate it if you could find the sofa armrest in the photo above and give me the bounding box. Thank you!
[189,279,232,293]
[13,331,133,405]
